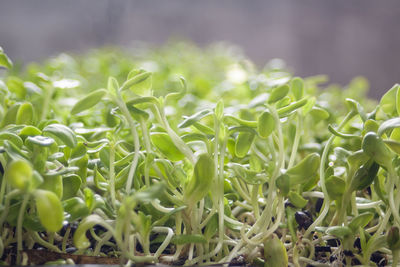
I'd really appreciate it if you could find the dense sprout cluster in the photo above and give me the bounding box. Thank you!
[0,43,399,266]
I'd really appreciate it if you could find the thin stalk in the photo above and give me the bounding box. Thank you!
[114,95,141,193]
[139,117,152,186]
[251,185,260,219]
[0,189,20,231]
[109,143,117,209]
[152,104,196,164]
[93,231,113,255]
[288,112,302,169]
[199,209,217,229]
[231,178,252,203]
[28,231,61,253]
[362,207,392,263]
[62,226,71,252]
[16,193,30,264]
[153,227,174,259]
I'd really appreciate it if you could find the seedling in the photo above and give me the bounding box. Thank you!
[0,44,399,266]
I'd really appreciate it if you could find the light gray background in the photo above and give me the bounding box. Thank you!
[1,0,400,98]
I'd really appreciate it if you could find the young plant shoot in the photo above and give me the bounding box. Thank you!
[0,44,398,266]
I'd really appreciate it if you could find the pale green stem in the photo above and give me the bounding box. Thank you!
[139,117,152,186]
[251,185,260,219]
[29,231,61,252]
[362,202,392,263]
[218,137,227,241]
[152,103,196,164]
[17,194,30,264]
[62,226,71,252]
[0,189,20,231]
[115,96,141,193]
[288,112,302,169]
[231,178,252,203]
[153,227,174,259]
[109,143,117,209]
[94,231,113,255]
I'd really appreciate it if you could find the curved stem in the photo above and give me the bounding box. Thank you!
[114,95,141,194]
[152,104,196,164]
[153,227,174,259]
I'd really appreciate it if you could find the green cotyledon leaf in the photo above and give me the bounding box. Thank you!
[257,109,275,138]
[5,159,33,192]
[0,47,13,69]
[348,212,374,233]
[26,136,54,147]
[291,77,304,101]
[150,132,185,162]
[16,102,34,125]
[19,125,42,139]
[349,161,379,191]
[379,84,399,116]
[71,88,107,115]
[121,70,152,95]
[63,197,90,222]
[43,123,77,148]
[178,109,212,128]
[362,132,392,168]
[184,153,215,207]
[34,189,64,232]
[286,153,320,185]
[288,191,308,208]
[326,226,352,239]
[62,174,82,200]
[235,132,255,158]
[0,132,23,148]
[325,176,345,200]
[39,175,63,199]
[264,234,288,267]
[276,174,290,196]
[268,84,289,104]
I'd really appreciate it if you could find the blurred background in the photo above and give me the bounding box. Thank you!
[0,0,399,98]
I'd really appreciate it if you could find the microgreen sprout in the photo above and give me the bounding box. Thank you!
[0,43,399,266]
